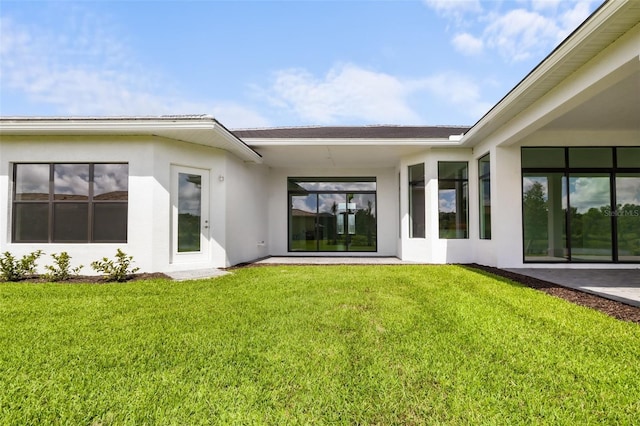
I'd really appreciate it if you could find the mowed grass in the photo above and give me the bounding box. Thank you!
[1,265,639,425]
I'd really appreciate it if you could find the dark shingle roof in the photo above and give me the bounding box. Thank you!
[232,125,470,139]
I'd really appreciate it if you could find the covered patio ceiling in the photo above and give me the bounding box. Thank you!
[541,68,640,132]
[247,142,458,168]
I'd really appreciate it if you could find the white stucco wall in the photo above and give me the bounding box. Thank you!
[0,135,234,273]
[0,136,158,273]
[150,138,228,271]
[399,148,476,264]
[224,154,270,266]
[266,167,398,256]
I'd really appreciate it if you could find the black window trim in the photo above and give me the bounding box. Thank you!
[520,146,639,264]
[478,153,491,240]
[12,162,129,244]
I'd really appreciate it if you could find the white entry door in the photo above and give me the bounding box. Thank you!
[171,166,210,265]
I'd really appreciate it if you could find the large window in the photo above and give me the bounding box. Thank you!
[438,162,468,239]
[288,178,376,252]
[408,163,425,238]
[522,147,639,263]
[13,163,128,243]
[478,154,491,239]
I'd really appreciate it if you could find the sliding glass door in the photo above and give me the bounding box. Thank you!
[521,147,639,263]
[288,178,376,252]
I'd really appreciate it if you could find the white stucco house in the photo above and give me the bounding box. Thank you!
[1,0,639,273]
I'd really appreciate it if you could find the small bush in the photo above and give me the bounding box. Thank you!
[0,250,43,281]
[42,252,83,282]
[91,249,140,282]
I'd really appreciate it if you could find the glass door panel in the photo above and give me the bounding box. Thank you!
[290,194,318,251]
[287,178,377,253]
[178,173,202,252]
[318,194,346,251]
[171,166,209,265]
[523,173,568,261]
[569,174,612,261]
[616,174,640,262]
[350,193,376,251]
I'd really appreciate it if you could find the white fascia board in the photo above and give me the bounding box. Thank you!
[0,117,263,164]
[473,23,640,148]
[460,0,634,147]
[242,138,461,147]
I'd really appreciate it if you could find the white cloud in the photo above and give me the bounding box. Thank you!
[423,0,482,22]
[484,8,561,62]
[417,72,493,120]
[452,32,484,56]
[531,0,562,12]
[439,190,457,213]
[428,0,597,62]
[570,176,610,213]
[558,1,594,40]
[616,177,640,207]
[261,63,492,125]
[264,64,423,124]
[0,14,270,128]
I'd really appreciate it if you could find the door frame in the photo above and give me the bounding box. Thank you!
[170,165,210,265]
[288,190,377,253]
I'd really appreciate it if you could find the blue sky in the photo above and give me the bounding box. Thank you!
[0,0,601,129]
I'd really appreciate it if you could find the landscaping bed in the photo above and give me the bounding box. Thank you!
[466,264,640,324]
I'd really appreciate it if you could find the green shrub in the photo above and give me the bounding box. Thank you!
[91,249,140,282]
[0,250,43,281]
[42,252,83,282]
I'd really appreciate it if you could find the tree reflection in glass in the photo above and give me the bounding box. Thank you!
[569,174,612,261]
[177,173,201,252]
[522,174,568,261]
[616,174,640,261]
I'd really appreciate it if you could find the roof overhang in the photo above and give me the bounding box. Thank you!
[0,115,263,164]
[242,137,462,168]
[461,0,640,148]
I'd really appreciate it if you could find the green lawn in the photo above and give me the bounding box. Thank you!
[1,265,639,425]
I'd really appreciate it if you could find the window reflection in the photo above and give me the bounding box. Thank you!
[438,162,468,239]
[289,178,376,192]
[177,173,202,252]
[94,164,129,200]
[54,164,89,200]
[521,147,637,263]
[522,174,568,261]
[15,164,49,201]
[288,178,376,252]
[478,154,491,239]
[616,175,640,261]
[569,174,612,261]
[290,194,318,251]
[409,163,425,238]
[12,163,128,243]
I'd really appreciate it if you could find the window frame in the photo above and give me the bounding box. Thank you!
[408,163,426,238]
[438,161,469,239]
[478,153,491,240]
[286,177,377,253]
[12,163,129,243]
[521,147,640,263]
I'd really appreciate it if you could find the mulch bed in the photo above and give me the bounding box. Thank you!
[465,264,640,324]
[12,272,171,284]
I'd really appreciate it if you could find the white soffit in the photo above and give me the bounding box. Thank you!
[243,137,460,168]
[0,116,263,164]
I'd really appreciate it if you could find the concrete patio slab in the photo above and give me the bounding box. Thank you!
[506,268,640,308]
[252,256,417,265]
[167,268,229,281]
